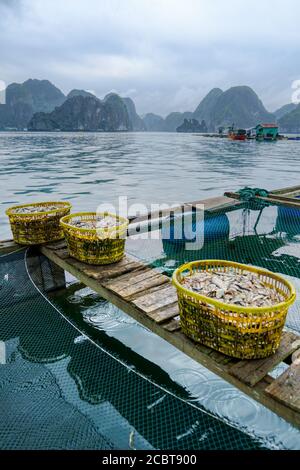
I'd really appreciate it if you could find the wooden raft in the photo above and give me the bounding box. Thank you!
[36,238,300,429]
[2,192,300,428]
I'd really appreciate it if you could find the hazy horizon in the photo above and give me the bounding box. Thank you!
[0,0,299,115]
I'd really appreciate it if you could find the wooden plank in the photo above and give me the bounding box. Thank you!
[79,257,143,281]
[185,195,239,211]
[271,184,300,195]
[132,284,178,313]
[0,239,21,255]
[229,332,300,387]
[104,266,158,290]
[268,194,300,203]
[38,244,300,429]
[225,191,300,210]
[261,195,300,207]
[266,363,300,413]
[147,302,179,323]
[129,195,239,227]
[108,271,169,299]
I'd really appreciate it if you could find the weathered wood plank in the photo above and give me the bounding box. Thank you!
[292,349,300,365]
[185,195,239,211]
[80,257,143,281]
[271,184,300,195]
[225,191,300,209]
[266,363,300,413]
[108,271,169,299]
[229,332,300,387]
[132,284,178,313]
[104,266,158,290]
[147,302,179,323]
[0,239,21,255]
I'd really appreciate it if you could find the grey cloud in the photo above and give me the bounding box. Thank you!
[0,0,299,115]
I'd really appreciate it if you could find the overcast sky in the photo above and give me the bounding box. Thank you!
[0,0,299,116]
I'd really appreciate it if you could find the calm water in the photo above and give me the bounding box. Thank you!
[1,131,300,237]
[1,132,300,449]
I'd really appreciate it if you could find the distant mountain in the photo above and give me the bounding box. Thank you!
[210,86,274,129]
[142,113,165,131]
[274,103,297,120]
[278,104,300,133]
[103,93,133,131]
[28,94,132,131]
[143,86,273,132]
[67,89,96,100]
[176,118,208,133]
[193,88,223,130]
[66,91,144,130]
[122,97,145,131]
[0,79,65,129]
[163,111,193,132]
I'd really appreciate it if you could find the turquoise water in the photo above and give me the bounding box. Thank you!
[1,132,300,449]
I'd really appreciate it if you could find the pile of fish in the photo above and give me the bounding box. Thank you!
[69,215,118,230]
[181,269,284,307]
[12,205,60,214]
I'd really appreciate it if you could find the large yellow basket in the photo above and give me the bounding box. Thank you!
[6,201,72,245]
[60,212,129,265]
[172,260,296,359]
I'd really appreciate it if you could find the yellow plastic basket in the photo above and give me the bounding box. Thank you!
[172,259,296,359]
[60,212,129,265]
[6,201,72,245]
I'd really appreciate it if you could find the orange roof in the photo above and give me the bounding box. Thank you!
[260,123,278,128]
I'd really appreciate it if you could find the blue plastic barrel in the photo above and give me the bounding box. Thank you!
[276,196,300,235]
[162,211,230,243]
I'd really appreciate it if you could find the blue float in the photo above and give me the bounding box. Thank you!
[276,196,300,236]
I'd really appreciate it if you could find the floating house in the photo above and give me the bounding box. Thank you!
[255,123,279,141]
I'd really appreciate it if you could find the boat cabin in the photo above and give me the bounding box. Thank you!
[256,123,279,141]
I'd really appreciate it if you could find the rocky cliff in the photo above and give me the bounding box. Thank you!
[274,103,297,120]
[2,79,65,129]
[122,97,145,131]
[210,86,274,129]
[278,104,300,133]
[28,94,132,132]
[176,118,208,133]
[193,88,223,130]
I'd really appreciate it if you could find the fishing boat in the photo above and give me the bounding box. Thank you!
[228,127,247,141]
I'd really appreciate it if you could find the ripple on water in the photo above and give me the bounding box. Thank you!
[83,302,136,332]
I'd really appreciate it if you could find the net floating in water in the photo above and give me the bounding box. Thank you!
[60,212,129,265]
[173,260,296,359]
[6,201,72,245]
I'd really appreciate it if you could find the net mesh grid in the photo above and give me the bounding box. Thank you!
[1,199,300,450]
[0,249,263,450]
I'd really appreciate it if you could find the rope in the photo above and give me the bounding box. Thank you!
[236,187,269,201]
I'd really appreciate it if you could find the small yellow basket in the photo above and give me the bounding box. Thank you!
[60,212,129,265]
[172,260,296,359]
[6,201,72,245]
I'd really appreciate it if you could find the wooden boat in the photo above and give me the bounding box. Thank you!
[228,128,247,141]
